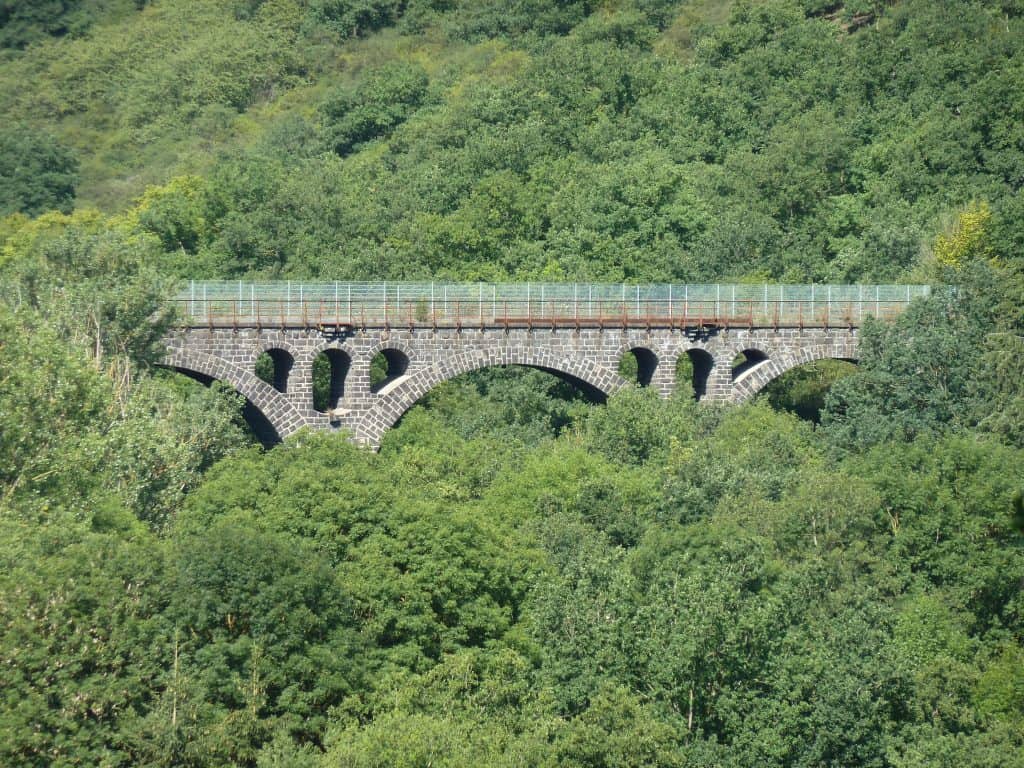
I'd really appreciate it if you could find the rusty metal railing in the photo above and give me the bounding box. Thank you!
[170,281,931,330]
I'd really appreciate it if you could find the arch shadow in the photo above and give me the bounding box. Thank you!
[681,348,714,400]
[166,366,282,447]
[314,348,351,412]
[371,348,410,394]
[622,347,658,387]
[731,347,770,382]
[256,348,294,394]
[760,357,859,422]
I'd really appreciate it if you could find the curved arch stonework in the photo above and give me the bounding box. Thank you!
[728,341,859,403]
[161,346,310,438]
[247,336,305,366]
[353,346,630,447]
[161,326,859,448]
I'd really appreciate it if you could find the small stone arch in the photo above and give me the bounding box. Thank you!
[731,346,859,402]
[730,345,772,383]
[361,337,417,363]
[348,339,417,397]
[621,346,659,387]
[160,348,307,442]
[312,348,352,412]
[249,337,303,364]
[371,347,411,394]
[353,348,628,447]
[680,346,715,400]
[256,347,295,394]
[303,338,358,364]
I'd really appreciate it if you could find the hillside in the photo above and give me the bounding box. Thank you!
[1,1,1023,766]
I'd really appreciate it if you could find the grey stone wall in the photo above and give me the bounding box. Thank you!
[163,325,859,448]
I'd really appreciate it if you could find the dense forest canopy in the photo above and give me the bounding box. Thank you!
[0,1,1022,766]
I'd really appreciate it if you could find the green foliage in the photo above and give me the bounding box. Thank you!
[762,357,857,422]
[1,1,1024,765]
[0,125,78,216]
[305,0,405,38]
[0,516,168,767]
[442,0,596,41]
[0,0,141,50]
[320,60,430,156]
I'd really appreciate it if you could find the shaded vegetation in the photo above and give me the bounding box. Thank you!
[1,1,1023,766]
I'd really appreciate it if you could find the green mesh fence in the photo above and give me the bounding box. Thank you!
[170,282,932,328]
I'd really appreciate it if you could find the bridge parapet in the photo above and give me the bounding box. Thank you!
[170,281,929,331]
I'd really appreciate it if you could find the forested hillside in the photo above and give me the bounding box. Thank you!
[1,1,1023,766]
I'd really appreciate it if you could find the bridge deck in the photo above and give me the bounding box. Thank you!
[171,282,931,330]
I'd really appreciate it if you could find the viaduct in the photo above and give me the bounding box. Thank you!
[162,282,929,448]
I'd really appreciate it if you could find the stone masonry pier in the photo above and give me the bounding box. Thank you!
[163,325,857,448]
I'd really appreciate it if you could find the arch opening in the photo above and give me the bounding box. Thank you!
[678,348,714,400]
[761,358,858,423]
[166,367,282,447]
[389,365,606,442]
[255,348,294,394]
[313,349,351,412]
[360,352,620,448]
[732,348,769,382]
[370,348,410,394]
[618,347,658,386]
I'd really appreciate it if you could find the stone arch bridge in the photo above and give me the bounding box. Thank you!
[162,282,928,448]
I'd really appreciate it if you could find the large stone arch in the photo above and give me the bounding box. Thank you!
[730,343,859,403]
[161,348,308,441]
[353,347,629,447]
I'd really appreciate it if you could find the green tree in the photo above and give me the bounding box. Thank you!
[320,61,429,157]
[0,126,78,216]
